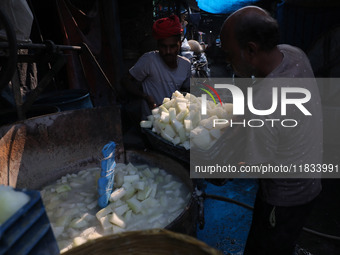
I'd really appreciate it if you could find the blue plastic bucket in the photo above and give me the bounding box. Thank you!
[34,89,93,111]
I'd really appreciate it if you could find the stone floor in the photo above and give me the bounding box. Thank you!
[195,178,340,255]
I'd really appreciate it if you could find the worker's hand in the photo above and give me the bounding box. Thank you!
[143,94,157,109]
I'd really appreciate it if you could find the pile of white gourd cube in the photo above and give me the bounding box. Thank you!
[140,90,233,150]
[0,185,30,225]
[41,163,190,253]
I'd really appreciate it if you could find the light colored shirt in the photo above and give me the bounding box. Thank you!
[245,44,323,206]
[129,51,191,118]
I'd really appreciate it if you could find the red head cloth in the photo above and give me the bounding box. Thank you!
[152,14,183,40]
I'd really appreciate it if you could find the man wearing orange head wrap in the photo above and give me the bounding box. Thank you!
[123,15,191,119]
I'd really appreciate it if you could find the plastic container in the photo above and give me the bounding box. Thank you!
[0,189,59,255]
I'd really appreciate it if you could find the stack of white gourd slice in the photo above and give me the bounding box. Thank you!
[0,185,30,225]
[41,163,190,253]
[140,90,233,150]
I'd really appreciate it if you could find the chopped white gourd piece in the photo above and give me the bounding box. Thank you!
[112,225,125,234]
[114,171,125,188]
[109,187,126,202]
[114,203,129,216]
[160,111,170,123]
[142,168,154,178]
[199,115,219,130]
[169,198,186,213]
[110,212,126,228]
[151,108,159,115]
[175,97,189,103]
[191,110,201,127]
[224,103,233,117]
[149,183,158,198]
[126,197,142,214]
[192,130,212,150]
[160,195,168,207]
[153,114,160,121]
[87,232,102,240]
[80,227,102,240]
[176,101,187,112]
[182,141,190,150]
[56,184,71,193]
[69,181,83,188]
[122,182,131,190]
[60,245,73,254]
[164,174,172,183]
[176,108,189,122]
[140,120,152,128]
[147,115,154,122]
[163,124,176,138]
[168,107,176,121]
[159,105,168,114]
[185,92,196,100]
[155,175,164,183]
[163,181,177,189]
[177,126,186,143]
[173,90,183,98]
[155,120,166,130]
[67,228,79,238]
[136,185,152,201]
[98,215,112,232]
[191,125,207,137]
[148,212,163,223]
[151,167,160,174]
[122,185,136,200]
[115,163,126,169]
[172,136,181,145]
[141,197,159,208]
[188,103,199,112]
[110,199,124,208]
[123,175,139,183]
[52,226,64,238]
[134,181,145,191]
[126,163,138,174]
[184,119,193,132]
[96,205,113,220]
[161,129,173,142]
[86,200,98,210]
[162,97,170,104]
[215,106,227,119]
[73,237,87,247]
[135,164,148,170]
[55,210,77,227]
[123,210,132,221]
[171,119,183,133]
[69,217,87,229]
[163,99,175,109]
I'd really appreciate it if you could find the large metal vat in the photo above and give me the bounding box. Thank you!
[0,106,197,237]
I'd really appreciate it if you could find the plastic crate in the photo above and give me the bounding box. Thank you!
[0,189,59,255]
